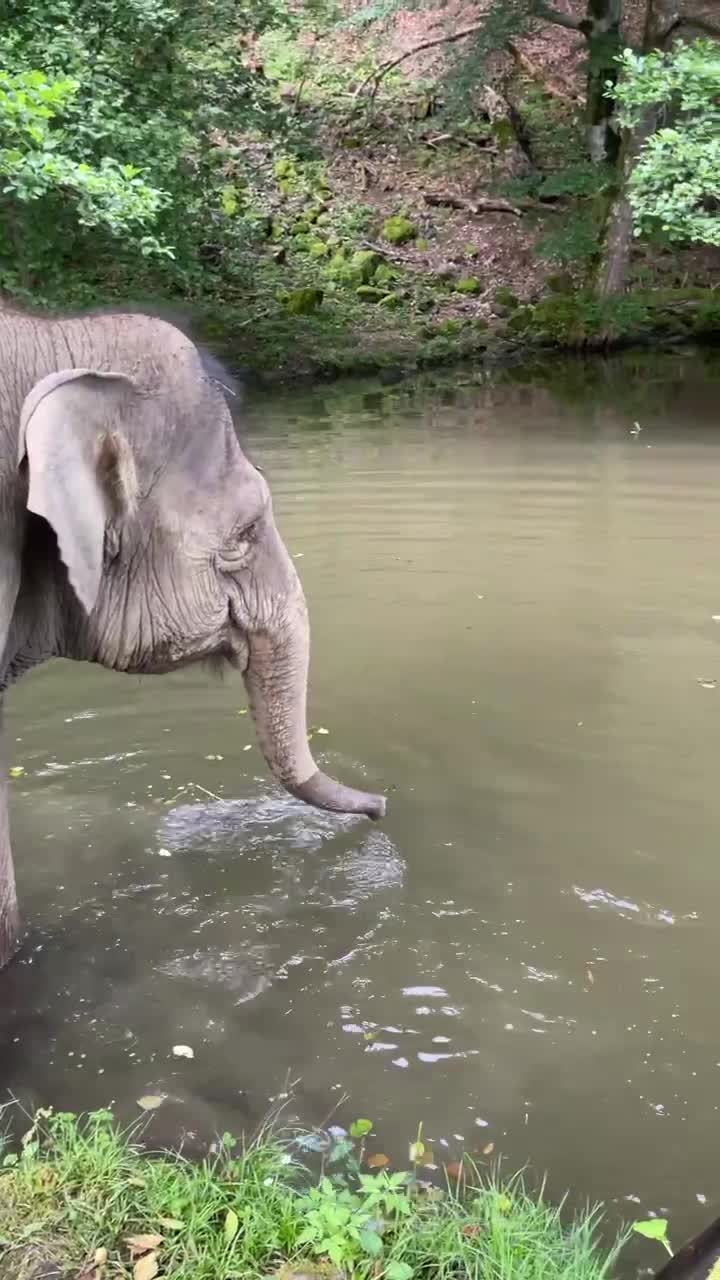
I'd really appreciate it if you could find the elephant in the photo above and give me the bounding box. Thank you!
[0,306,386,972]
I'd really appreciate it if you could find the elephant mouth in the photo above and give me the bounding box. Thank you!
[113,635,248,678]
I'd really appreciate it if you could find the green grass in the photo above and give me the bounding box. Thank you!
[0,1107,628,1280]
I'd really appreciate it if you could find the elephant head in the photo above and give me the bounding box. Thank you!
[13,335,385,821]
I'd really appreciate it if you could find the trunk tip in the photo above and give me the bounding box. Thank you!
[289,772,387,820]
[366,793,386,821]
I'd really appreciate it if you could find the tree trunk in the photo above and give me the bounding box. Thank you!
[582,0,623,165]
[597,0,681,297]
[597,114,655,296]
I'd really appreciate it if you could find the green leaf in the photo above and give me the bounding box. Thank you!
[224,1209,239,1244]
[360,1229,383,1256]
[350,1118,373,1138]
[386,1264,414,1280]
[632,1219,669,1242]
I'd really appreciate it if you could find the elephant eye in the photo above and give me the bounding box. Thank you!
[217,520,258,571]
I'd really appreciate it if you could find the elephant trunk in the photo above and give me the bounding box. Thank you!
[242,601,386,821]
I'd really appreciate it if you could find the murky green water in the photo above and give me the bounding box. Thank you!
[2,349,720,1247]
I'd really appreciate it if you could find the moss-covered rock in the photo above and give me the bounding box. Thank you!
[374,262,399,286]
[379,292,402,308]
[382,215,417,245]
[308,239,330,258]
[349,249,383,281]
[355,285,385,301]
[281,288,324,315]
[455,276,482,295]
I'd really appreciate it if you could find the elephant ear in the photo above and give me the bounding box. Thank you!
[18,369,140,614]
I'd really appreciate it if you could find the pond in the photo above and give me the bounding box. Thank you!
[2,349,720,1249]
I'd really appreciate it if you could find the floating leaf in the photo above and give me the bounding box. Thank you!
[587,969,595,985]
[367,1153,390,1169]
[243,744,252,752]
[482,1142,495,1156]
[158,1218,184,1232]
[224,1208,239,1243]
[126,1235,163,1257]
[133,1254,158,1280]
[137,1095,165,1111]
[316,727,330,736]
[632,1219,671,1249]
[237,708,248,716]
[172,1044,194,1059]
[350,1118,373,1138]
[9,766,25,778]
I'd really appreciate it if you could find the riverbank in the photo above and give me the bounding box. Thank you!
[199,284,720,387]
[0,1108,627,1280]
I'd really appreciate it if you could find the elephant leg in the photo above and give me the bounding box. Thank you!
[0,536,22,970]
[0,704,20,970]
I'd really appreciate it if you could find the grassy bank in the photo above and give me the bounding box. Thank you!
[0,1108,627,1280]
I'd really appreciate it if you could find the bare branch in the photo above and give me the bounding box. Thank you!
[424,190,563,216]
[425,191,524,217]
[506,40,583,102]
[351,20,489,100]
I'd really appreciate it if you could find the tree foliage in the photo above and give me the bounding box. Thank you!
[0,0,299,303]
[0,66,170,290]
[612,39,720,247]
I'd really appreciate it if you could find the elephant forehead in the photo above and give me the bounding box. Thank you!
[151,446,267,531]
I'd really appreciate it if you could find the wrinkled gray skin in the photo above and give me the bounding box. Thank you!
[0,309,385,971]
